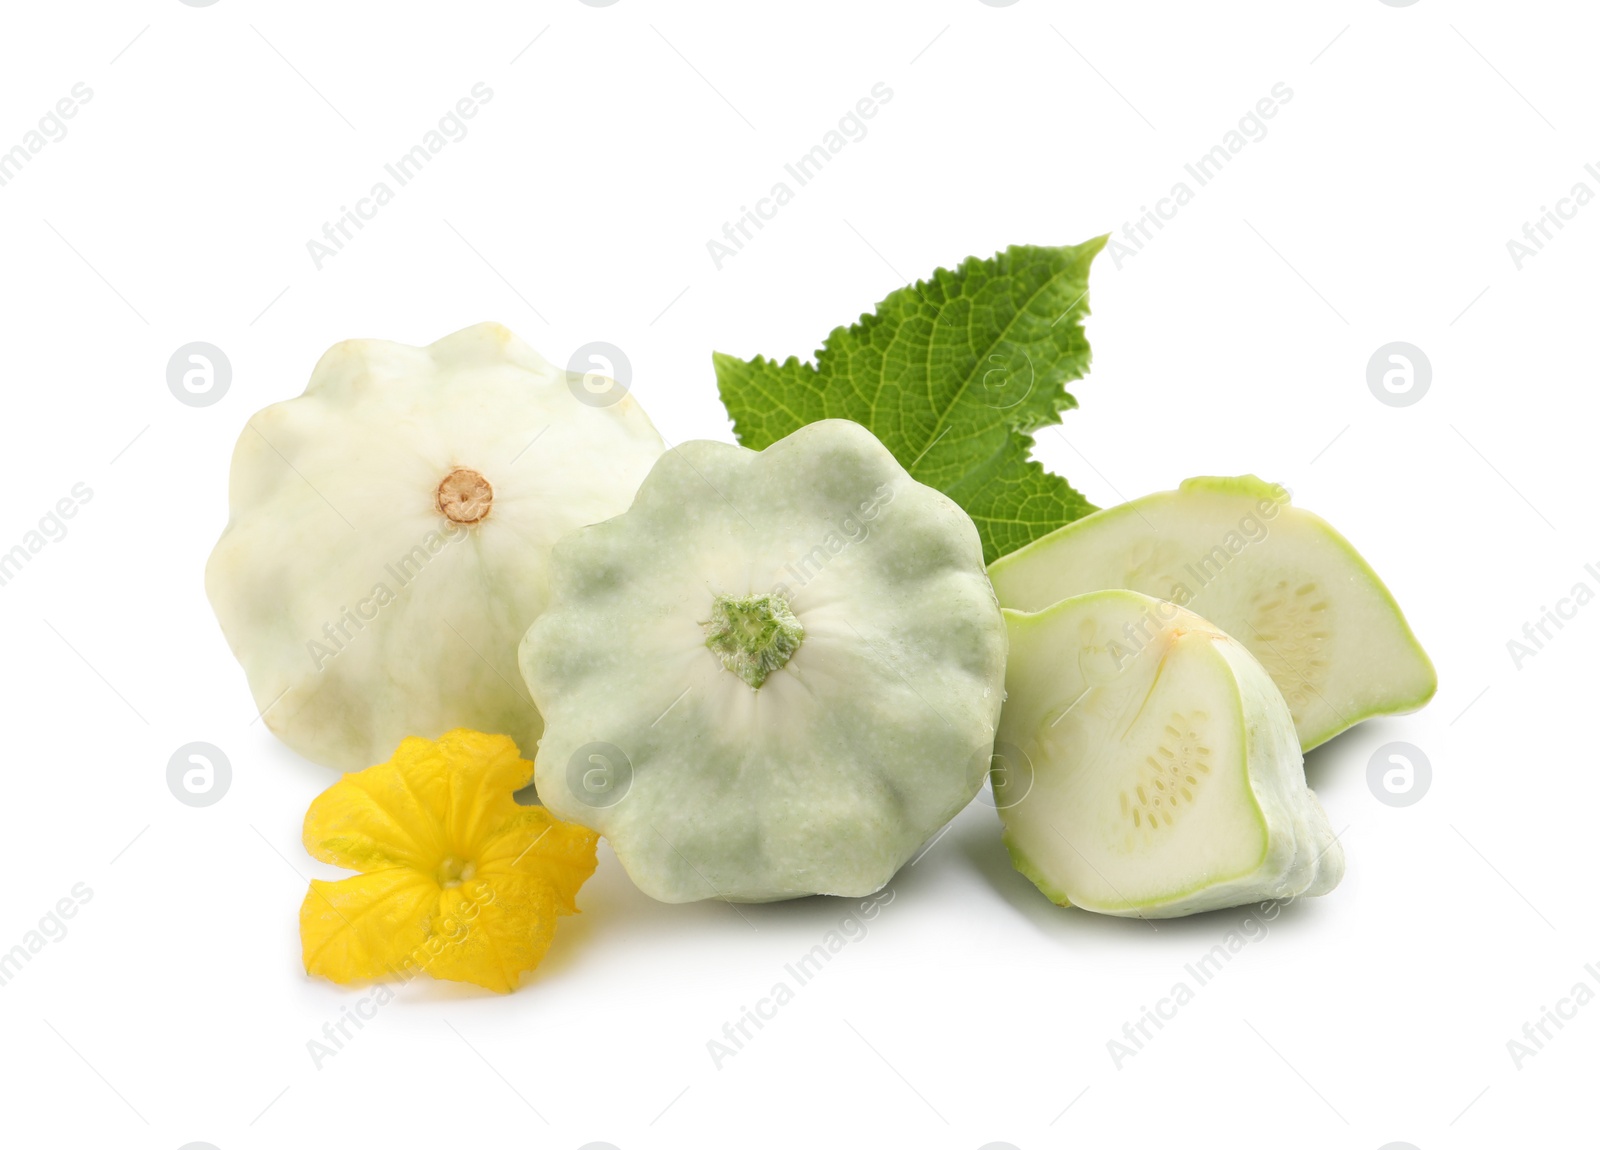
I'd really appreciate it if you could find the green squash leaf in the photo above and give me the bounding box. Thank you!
[713,237,1107,564]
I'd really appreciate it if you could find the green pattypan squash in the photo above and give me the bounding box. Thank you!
[206,322,664,771]
[994,589,1343,918]
[519,419,1008,903]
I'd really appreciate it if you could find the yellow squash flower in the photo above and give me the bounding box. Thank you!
[299,729,598,993]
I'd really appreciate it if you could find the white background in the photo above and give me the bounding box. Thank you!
[0,2,1590,1148]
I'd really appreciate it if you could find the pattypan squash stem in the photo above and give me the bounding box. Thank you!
[702,593,804,688]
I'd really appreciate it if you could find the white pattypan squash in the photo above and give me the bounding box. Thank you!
[206,322,664,771]
[519,419,1008,903]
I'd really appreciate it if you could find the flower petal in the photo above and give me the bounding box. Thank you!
[300,869,437,984]
[420,808,599,991]
[433,729,534,852]
[476,806,600,916]
[302,735,454,871]
[423,877,558,993]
